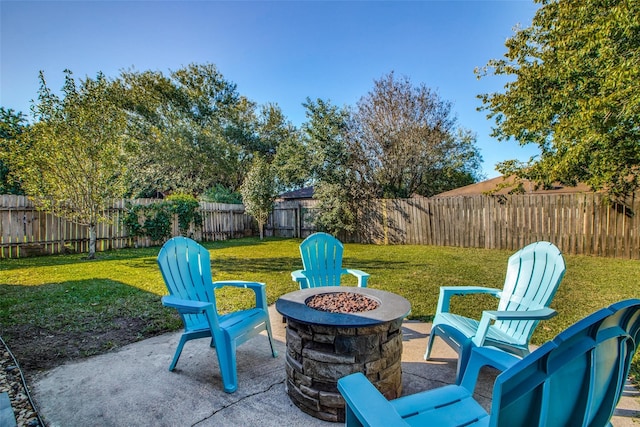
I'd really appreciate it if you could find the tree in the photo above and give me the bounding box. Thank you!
[201,184,243,204]
[271,131,309,191]
[302,98,352,186]
[301,98,361,235]
[118,64,252,197]
[477,0,640,199]
[0,107,27,194]
[255,103,308,191]
[117,64,299,198]
[351,72,482,198]
[240,156,277,239]
[6,70,130,259]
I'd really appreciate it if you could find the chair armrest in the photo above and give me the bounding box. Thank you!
[437,286,502,313]
[291,270,309,289]
[472,308,557,347]
[460,346,521,392]
[344,268,370,287]
[212,281,269,310]
[161,295,212,314]
[212,280,264,291]
[338,373,409,427]
[483,307,557,321]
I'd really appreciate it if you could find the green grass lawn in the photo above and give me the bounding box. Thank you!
[1,236,639,377]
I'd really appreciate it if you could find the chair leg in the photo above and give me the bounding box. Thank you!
[427,324,474,385]
[216,341,238,393]
[169,335,189,371]
[266,320,278,358]
[345,402,367,427]
[456,342,474,385]
[424,327,439,360]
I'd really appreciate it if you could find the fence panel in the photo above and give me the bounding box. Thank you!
[269,193,639,259]
[284,193,639,259]
[2,192,639,259]
[0,197,256,258]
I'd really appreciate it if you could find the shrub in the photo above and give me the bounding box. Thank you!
[122,194,202,242]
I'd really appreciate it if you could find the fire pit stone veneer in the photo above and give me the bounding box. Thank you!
[275,287,411,423]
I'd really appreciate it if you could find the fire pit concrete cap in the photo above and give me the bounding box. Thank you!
[276,286,411,327]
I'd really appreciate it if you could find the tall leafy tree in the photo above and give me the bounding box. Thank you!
[0,107,27,194]
[301,98,361,235]
[254,103,308,191]
[6,70,130,259]
[477,0,640,199]
[302,98,352,185]
[240,156,277,239]
[351,72,482,198]
[271,129,309,191]
[118,64,251,196]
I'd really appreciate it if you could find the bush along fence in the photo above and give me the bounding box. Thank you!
[1,192,639,259]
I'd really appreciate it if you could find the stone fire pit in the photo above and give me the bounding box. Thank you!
[275,287,411,422]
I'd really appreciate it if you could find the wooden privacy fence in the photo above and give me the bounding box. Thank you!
[268,193,640,259]
[265,200,319,239]
[2,192,639,259]
[0,196,255,258]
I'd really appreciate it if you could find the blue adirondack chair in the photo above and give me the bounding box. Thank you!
[157,236,277,393]
[291,232,370,289]
[339,298,640,427]
[425,241,566,383]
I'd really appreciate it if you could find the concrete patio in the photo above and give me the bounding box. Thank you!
[30,304,640,426]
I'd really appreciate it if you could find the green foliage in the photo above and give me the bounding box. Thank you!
[301,75,485,236]
[0,107,27,195]
[201,184,243,204]
[142,204,173,242]
[117,63,280,197]
[352,72,483,198]
[313,182,356,235]
[166,193,203,235]
[265,105,309,191]
[122,202,171,242]
[302,98,359,235]
[272,133,310,190]
[302,97,351,186]
[4,70,132,258]
[240,156,277,239]
[121,203,144,237]
[122,195,202,242]
[477,0,640,199]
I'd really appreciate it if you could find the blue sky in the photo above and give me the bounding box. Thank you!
[1,0,541,179]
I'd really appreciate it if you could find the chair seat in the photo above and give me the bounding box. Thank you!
[219,308,268,335]
[185,308,267,335]
[391,384,489,427]
[435,313,524,348]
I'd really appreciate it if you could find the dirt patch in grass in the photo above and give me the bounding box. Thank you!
[1,315,177,373]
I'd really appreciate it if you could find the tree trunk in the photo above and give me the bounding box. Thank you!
[88,224,97,259]
[259,222,264,240]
